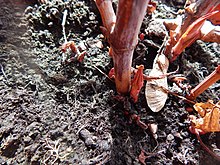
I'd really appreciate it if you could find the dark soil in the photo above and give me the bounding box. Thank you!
[0,0,219,164]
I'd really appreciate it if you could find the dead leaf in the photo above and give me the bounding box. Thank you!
[145,54,169,112]
[147,0,157,15]
[61,41,77,53]
[138,150,147,165]
[190,100,220,134]
[163,16,182,31]
[130,65,144,103]
[163,0,220,61]
[189,100,220,161]
[171,10,220,61]
[108,67,115,79]
[77,51,86,63]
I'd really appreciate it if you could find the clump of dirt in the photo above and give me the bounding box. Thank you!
[0,0,219,164]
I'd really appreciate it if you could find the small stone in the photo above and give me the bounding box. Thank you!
[85,138,97,149]
[79,129,97,149]
[159,131,167,138]
[145,19,166,38]
[153,134,158,139]
[49,129,64,140]
[50,8,60,19]
[149,123,158,134]
[174,132,183,139]
[99,140,111,151]
[23,136,32,145]
[89,15,95,21]
[167,134,174,141]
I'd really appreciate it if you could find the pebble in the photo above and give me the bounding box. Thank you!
[50,8,60,19]
[99,140,111,151]
[48,21,53,27]
[79,129,97,149]
[89,15,95,21]
[23,136,32,145]
[167,134,174,141]
[159,131,167,139]
[49,129,64,140]
[145,19,166,38]
[149,123,158,134]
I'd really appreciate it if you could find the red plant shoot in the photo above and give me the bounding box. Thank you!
[95,0,149,94]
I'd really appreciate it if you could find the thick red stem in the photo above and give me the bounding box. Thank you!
[187,65,220,100]
[110,0,149,94]
[94,0,116,34]
[95,0,149,94]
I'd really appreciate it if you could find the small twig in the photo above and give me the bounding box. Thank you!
[93,65,114,82]
[139,149,165,164]
[130,66,179,81]
[62,9,68,43]
[24,81,31,89]
[152,139,159,152]
[143,149,165,158]
[87,152,110,165]
[76,125,88,135]
[0,64,8,82]
[159,34,169,56]
[196,133,220,162]
[61,9,68,63]
[43,139,60,164]
[187,65,220,100]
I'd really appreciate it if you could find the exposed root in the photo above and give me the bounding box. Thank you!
[0,64,9,83]
[87,152,111,165]
[42,139,71,165]
[139,149,165,165]
[196,133,220,162]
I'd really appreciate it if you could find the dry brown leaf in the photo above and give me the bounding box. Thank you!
[147,0,157,15]
[130,65,144,103]
[145,54,169,112]
[171,10,220,61]
[191,100,220,133]
[163,16,182,31]
[138,150,147,165]
[163,0,220,61]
